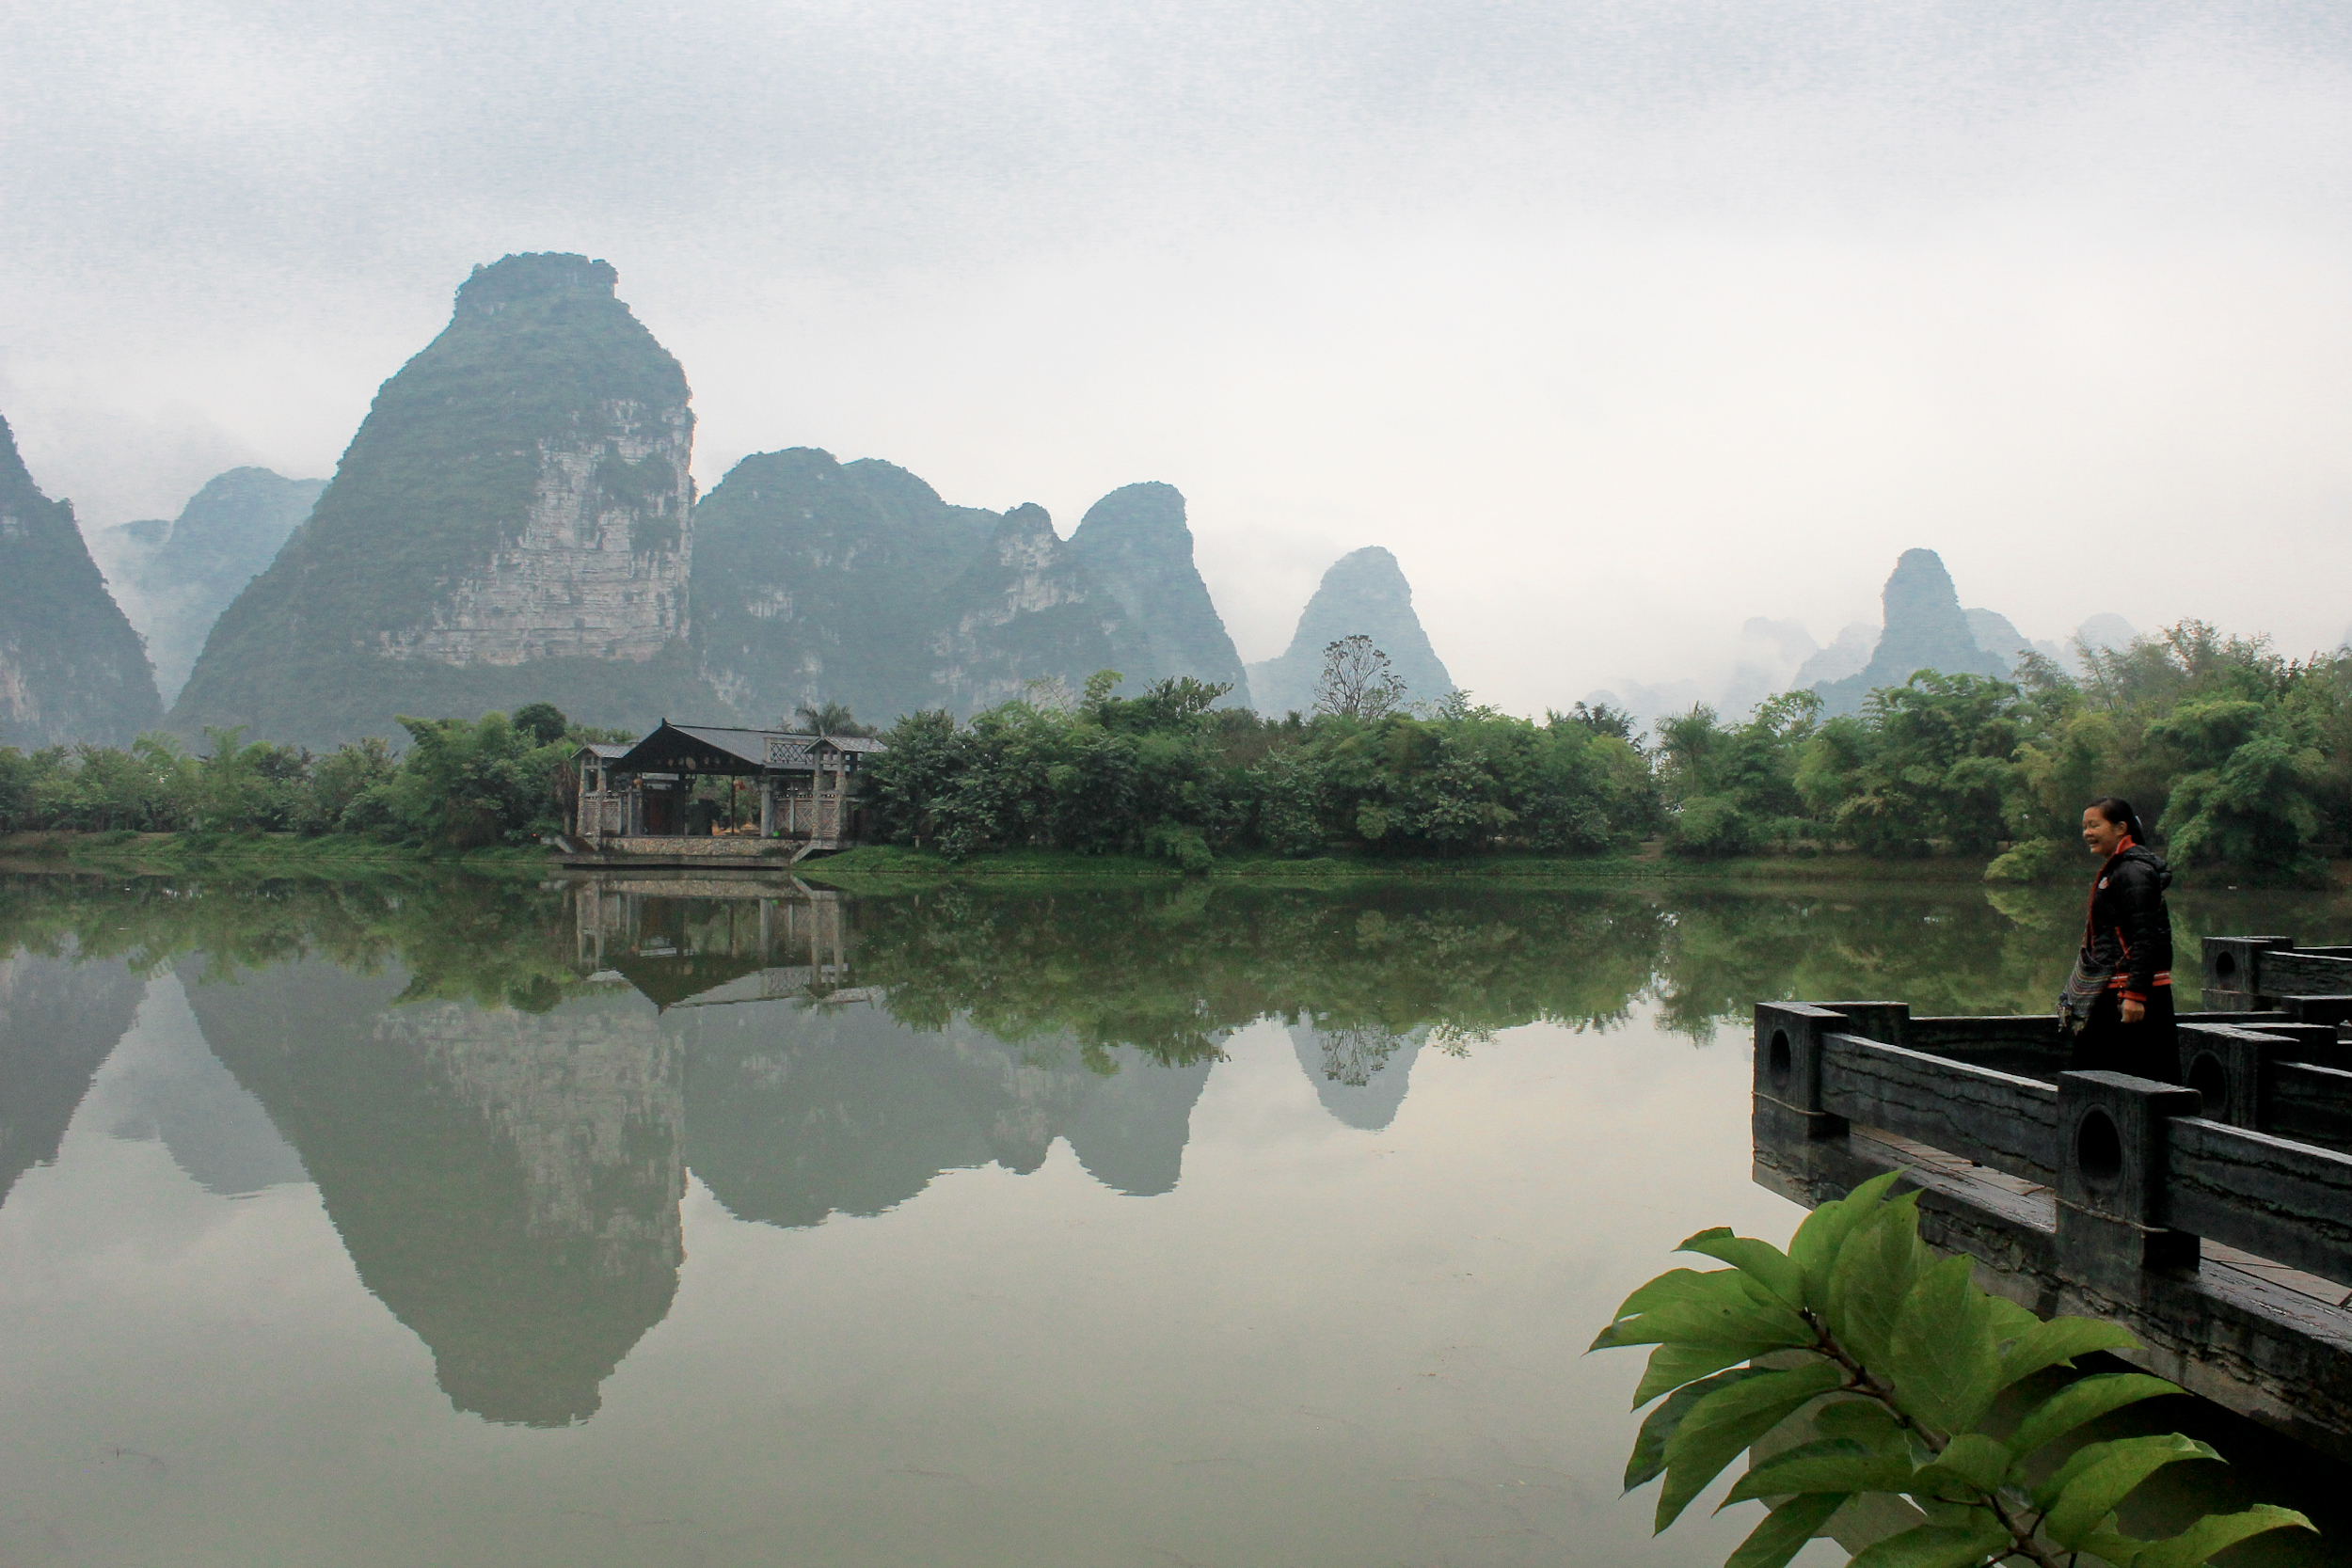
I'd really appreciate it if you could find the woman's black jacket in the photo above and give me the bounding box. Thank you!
[2082,845,2173,1001]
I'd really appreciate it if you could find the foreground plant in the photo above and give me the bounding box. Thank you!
[1591,1173,2313,1567]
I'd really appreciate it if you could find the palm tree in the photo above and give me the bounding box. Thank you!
[789,701,874,737]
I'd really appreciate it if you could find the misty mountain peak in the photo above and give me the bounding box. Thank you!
[455,252,621,316]
[1247,546,1454,716]
[1068,483,1248,702]
[1810,546,2006,715]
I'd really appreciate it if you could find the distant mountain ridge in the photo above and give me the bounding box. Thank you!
[104,467,325,703]
[1809,547,2008,715]
[0,413,162,746]
[690,449,1251,721]
[20,252,1449,746]
[1247,546,1454,717]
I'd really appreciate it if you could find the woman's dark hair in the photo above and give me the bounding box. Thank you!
[2088,796,2148,845]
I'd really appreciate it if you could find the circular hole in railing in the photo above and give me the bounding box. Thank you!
[2075,1108,2124,1184]
[2187,1053,2228,1111]
[1768,1029,1792,1086]
[2214,951,2239,983]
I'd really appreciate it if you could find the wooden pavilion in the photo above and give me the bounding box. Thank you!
[564,721,886,862]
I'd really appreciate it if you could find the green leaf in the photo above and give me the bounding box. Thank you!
[2037,1433,2221,1547]
[1726,1492,1851,1568]
[1627,1369,1766,1492]
[1883,1253,2003,1433]
[1679,1227,1807,1310]
[1790,1170,1905,1307]
[2133,1504,2315,1568]
[1634,1340,1764,1407]
[1907,1433,2011,1501]
[1723,1439,1912,1505]
[2074,1528,2151,1565]
[1847,1520,2012,1568]
[1592,1268,1815,1354]
[1995,1314,2140,1388]
[1816,1397,1910,1451]
[1982,1292,2038,1339]
[1656,1361,1848,1530]
[2005,1372,2183,1464]
[1824,1191,1930,1371]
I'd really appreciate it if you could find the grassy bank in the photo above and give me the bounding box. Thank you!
[0,830,553,876]
[803,843,2003,884]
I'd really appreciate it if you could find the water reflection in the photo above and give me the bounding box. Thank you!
[3,867,2348,1439]
[0,942,144,1202]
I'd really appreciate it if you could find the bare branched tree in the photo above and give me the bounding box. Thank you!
[1312,635,1407,721]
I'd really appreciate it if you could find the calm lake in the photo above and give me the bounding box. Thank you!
[2,868,2349,1567]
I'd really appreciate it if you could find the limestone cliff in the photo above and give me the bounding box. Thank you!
[170,253,708,748]
[928,503,1145,714]
[1246,546,1454,716]
[104,467,325,703]
[1067,483,1248,702]
[691,448,1000,724]
[0,414,163,746]
[1811,548,2008,716]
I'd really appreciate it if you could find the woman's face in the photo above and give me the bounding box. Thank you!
[2082,807,2130,857]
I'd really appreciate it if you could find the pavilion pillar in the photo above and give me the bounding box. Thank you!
[760,777,775,838]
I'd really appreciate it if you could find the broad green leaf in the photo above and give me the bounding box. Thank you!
[1723,1439,1912,1505]
[1656,1361,1848,1530]
[1907,1433,2010,1501]
[1593,1269,1814,1354]
[2038,1433,2221,1547]
[1824,1192,1930,1371]
[1847,1520,2012,1568]
[1635,1340,1765,1408]
[2133,1504,2315,1568]
[1680,1227,1806,1309]
[1626,1369,1766,1491]
[1983,1292,2039,1340]
[2005,1372,2183,1465]
[1726,1492,1851,1568]
[1816,1397,1910,1452]
[2075,1528,2152,1564]
[1995,1315,2140,1388]
[1791,1170,1905,1307]
[1608,1267,1732,1323]
[1883,1253,2002,1433]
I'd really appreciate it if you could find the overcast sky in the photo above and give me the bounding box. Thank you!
[6,0,2349,714]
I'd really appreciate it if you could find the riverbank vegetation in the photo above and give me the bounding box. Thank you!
[0,703,606,852]
[858,624,2352,882]
[2,622,2345,879]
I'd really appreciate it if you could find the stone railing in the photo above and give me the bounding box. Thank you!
[1756,999,2352,1289]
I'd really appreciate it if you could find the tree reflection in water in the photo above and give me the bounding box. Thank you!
[0,866,2340,1429]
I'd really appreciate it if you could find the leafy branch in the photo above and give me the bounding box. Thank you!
[1591,1172,2314,1568]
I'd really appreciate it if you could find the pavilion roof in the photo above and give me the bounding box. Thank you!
[609,721,887,776]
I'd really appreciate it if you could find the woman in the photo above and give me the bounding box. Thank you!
[2059,797,2175,1075]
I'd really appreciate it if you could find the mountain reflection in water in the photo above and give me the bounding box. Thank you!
[1,868,2339,1438]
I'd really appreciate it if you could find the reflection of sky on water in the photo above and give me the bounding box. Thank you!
[6,877,2352,1566]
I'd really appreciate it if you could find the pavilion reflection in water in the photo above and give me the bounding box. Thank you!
[0,879,1438,1430]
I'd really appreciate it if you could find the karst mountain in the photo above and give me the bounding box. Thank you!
[1247,546,1454,717]
[156,253,1269,746]
[103,467,326,703]
[171,252,707,748]
[0,413,163,747]
[691,451,1248,721]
